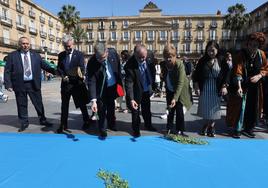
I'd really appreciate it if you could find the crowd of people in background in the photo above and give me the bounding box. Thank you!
[1,31,268,139]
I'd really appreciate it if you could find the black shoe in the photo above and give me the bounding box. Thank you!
[133,130,141,138]
[232,131,241,139]
[99,130,107,138]
[40,120,53,127]
[82,121,91,130]
[242,130,255,138]
[56,124,71,134]
[200,124,208,136]
[18,124,29,132]
[207,126,216,137]
[145,126,157,132]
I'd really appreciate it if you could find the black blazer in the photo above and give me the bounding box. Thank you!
[192,56,229,94]
[87,48,122,100]
[124,55,156,104]
[57,49,89,108]
[4,50,55,92]
[57,49,85,82]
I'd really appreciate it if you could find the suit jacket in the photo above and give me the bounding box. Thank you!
[87,48,122,100]
[4,50,55,92]
[124,55,156,104]
[161,60,192,110]
[57,49,89,108]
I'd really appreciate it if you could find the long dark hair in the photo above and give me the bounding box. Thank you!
[198,40,222,63]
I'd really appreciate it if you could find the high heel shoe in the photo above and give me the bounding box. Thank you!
[200,124,208,136]
[207,126,216,137]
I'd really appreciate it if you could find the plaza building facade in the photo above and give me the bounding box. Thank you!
[0,0,63,61]
[79,2,228,60]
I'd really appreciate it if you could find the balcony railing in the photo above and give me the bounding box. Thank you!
[210,22,218,28]
[48,20,53,27]
[98,38,106,42]
[0,0,9,7]
[184,36,193,41]
[29,10,36,18]
[40,31,47,38]
[171,36,180,41]
[122,37,130,42]
[0,37,18,48]
[147,37,154,41]
[122,24,129,29]
[172,23,179,28]
[39,16,45,23]
[56,24,61,30]
[159,37,167,41]
[16,4,24,13]
[29,27,37,35]
[110,25,117,30]
[196,37,205,42]
[0,16,12,27]
[98,25,105,30]
[197,23,204,28]
[209,36,218,41]
[134,37,142,42]
[49,34,55,41]
[87,25,93,30]
[109,37,117,42]
[16,22,26,31]
[85,38,94,42]
[184,23,192,28]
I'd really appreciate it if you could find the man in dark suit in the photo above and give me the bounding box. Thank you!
[4,36,55,132]
[87,43,122,138]
[57,35,90,133]
[124,44,157,137]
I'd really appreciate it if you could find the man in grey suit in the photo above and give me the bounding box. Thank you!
[4,36,55,132]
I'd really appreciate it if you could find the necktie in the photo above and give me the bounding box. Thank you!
[66,53,71,67]
[24,53,31,77]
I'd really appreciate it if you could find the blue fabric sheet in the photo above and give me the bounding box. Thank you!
[0,133,268,188]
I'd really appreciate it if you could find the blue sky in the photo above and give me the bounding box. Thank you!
[33,0,267,18]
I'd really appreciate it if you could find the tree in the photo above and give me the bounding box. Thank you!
[72,25,87,51]
[58,5,80,34]
[224,3,250,49]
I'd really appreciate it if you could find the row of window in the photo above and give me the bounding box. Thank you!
[0,5,61,30]
[88,19,218,30]
[85,43,205,55]
[1,28,60,53]
[85,30,231,41]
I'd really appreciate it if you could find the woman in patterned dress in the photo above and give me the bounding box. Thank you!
[193,41,229,137]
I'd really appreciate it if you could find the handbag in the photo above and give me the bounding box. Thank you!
[116,83,124,97]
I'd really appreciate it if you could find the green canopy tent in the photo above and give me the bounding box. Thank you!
[0,60,56,69]
[44,60,57,69]
[0,60,6,67]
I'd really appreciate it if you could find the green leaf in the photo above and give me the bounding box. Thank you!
[164,134,209,145]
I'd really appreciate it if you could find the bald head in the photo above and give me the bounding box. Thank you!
[18,37,30,52]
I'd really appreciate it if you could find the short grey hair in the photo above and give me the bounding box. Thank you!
[94,43,107,56]
[18,36,29,45]
[62,35,74,44]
